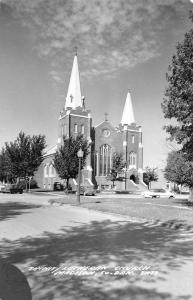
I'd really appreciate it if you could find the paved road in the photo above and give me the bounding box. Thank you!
[0,193,193,300]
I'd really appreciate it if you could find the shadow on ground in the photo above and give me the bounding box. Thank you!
[174,199,193,208]
[0,202,42,221]
[0,219,193,300]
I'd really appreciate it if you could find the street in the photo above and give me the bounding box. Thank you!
[0,193,193,300]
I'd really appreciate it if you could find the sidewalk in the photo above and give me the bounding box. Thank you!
[0,194,193,300]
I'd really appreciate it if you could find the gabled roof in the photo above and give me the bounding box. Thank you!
[95,120,115,131]
[44,145,57,157]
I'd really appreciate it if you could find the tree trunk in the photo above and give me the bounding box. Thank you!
[66,178,69,189]
[188,187,193,202]
[65,178,69,194]
[25,180,28,192]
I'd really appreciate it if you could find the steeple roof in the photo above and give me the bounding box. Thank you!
[65,54,82,109]
[121,91,135,125]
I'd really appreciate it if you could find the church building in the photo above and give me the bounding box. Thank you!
[35,53,146,191]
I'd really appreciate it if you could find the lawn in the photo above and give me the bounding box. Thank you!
[48,194,193,231]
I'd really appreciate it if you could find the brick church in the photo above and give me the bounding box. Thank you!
[35,53,146,191]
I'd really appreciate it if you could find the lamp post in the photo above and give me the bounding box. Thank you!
[123,140,128,190]
[77,148,84,204]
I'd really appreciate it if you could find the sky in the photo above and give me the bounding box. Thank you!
[0,0,192,168]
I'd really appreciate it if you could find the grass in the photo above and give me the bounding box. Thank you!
[48,195,193,231]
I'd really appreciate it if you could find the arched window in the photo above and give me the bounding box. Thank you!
[74,124,78,133]
[49,164,56,177]
[99,144,112,176]
[44,165,49,177]
[81,124,84,134]
[129,152,137,167]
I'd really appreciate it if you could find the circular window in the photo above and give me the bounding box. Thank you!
[103,129,110,138]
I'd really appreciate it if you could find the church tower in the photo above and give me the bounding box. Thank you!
[94,90,144,190]
[58,52,93,185]
[120,91,143,184]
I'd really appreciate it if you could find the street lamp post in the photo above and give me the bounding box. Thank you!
[123,140,128,190]
[77,148,84,204]
[29,176,32,193]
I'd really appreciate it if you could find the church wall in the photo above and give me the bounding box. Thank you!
[36,154,60,190]
[34,162,44,189]
[58,115,70,141]
[94,121,122,152]
[69,115,90,138]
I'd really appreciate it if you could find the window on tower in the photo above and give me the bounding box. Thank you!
[74,124,78,133]
[81,124,84,134]
[132,135,135,144]
[129,152,137,167]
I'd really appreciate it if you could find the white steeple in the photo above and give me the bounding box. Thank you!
[121,91,135,125]
[65,52,82,110]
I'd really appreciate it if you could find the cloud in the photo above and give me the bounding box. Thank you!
[4,0,191,82]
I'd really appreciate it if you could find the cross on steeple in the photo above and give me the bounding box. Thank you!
[105,112,108,121]
[82,96,85,110]
[70,94,73,103]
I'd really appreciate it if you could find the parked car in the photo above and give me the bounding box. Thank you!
[0,184,6,192]
[79,186,96,196]
[142,188,175,198]
[53,182,63,191]
[1,184,23,194]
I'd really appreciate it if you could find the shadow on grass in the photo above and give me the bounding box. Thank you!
[0,219,193,299]
[0,202,42,221]
[174,199,193,208]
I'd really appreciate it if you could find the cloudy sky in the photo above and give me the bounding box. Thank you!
[0,0,192,167]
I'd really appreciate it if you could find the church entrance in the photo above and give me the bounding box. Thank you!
[130,174,136,183]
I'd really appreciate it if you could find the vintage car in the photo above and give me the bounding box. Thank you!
[1,184,23,194]
[79,186,96,196]
[142,188,175,198]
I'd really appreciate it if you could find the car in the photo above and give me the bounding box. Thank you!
[53,182,63,191]
[1,184,23,194]
[142,188,175,198]
[79,186,96,196]
[0,184,6,192]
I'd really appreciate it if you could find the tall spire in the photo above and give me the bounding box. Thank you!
[65,51,82,110]
[121,91,135,125]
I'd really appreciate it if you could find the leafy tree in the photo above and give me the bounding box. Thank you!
[0,131,46,188]
[162,12,193,159]
[54,134,90,189]
[164,151,193,196]
[0,148,13,182]
[162,12,193,200]
[143,167,158,189]
[106,152,125,187]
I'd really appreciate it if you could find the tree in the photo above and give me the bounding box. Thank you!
[106,152,125,187]
[0,131,46,189]
[164,151,193,197]
[162,12,193,160]
[0,148,13,182]
[53,134,90,189]
[162,12,193,200]
[143,167,158,189]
